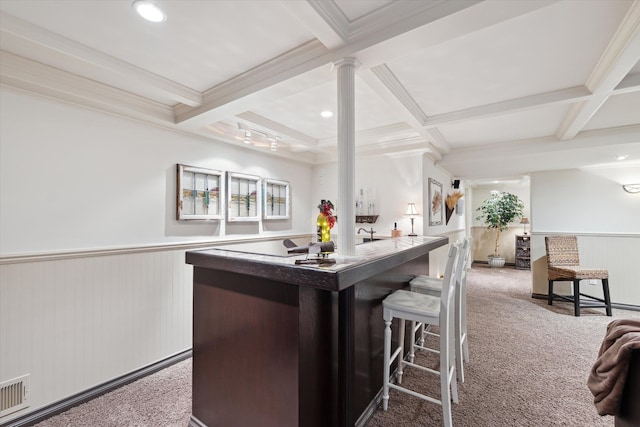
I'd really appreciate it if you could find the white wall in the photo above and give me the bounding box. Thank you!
[530,167,640,306]
[0,89,314,256]
[0,89,315,423]
[309,154,468,276]
[422,157,466,235]
[422,157,468,275]
[312,154,424,239]
[531,167,640,234]
[311,153,468,239]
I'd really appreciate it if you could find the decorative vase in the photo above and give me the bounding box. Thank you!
[317,213,330,242]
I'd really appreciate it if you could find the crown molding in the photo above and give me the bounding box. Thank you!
[174,40,332,128]
[0,12,202,107]
[370,64,428,126]
[614,71,640,94]
[0,50,174,123]
[306,0,350,41]
[423,85,593,129]
[174,1,484,130]
[358,67,446,157]
[556,1,640,140]
[451,124,640,158]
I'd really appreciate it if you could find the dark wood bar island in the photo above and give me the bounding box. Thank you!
[186,236,448,427]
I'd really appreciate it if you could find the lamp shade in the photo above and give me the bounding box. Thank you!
[405,203,418,216]
[520,217,529,224]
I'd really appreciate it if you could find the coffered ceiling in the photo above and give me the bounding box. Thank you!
[1,0,639,180]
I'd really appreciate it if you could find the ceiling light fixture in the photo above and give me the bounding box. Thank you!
[238,123,279,152]
[622,184,640,194]
[320,111,333,118]
[132,0,166,23]
[616,154,629,161]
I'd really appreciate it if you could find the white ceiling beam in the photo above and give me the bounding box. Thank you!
[355,0,560,68]
[0,51,174,124]
[174,40,333,128]
[236,111,323,152]
[314,140,432,163]
[193,126,317,165]
[556,1,640,140]
[317,122,414,147]
[437,125,640,179]
[0,12,202,107]
[613,71,640,94]
[439,124,640,178]
[279,1,347,49]
[359,66,445,158]
[423,85,593,129]
[174,1,483,129]
[303,0,350,43]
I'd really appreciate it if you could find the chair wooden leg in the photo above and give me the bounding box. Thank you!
[440,327,453,427]
[548,280,554,305]
[602,278,612,316]
[382,319,391,411]
[573,280,580,317]
[455,318,464,383]
[408,321,416,363]
[397,318,405,384]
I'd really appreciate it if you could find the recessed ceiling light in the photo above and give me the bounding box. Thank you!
[320,111,333,118]
[616,154,629,161]
[132,0,166,23]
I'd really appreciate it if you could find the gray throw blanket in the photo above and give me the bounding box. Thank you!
[587,318,640,416]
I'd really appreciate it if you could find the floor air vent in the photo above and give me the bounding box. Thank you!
[0,374,30,418]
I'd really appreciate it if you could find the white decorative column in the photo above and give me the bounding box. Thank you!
[334,58,359,256]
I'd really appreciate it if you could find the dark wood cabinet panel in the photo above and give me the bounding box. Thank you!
[187,236,447,427]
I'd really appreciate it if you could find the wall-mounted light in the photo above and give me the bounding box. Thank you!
[132,0,166,22]
[405,203,419,236]
[623,184,640,194]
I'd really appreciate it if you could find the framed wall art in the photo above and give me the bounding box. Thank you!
[263,178,290,220]
[428,178,443,226]
[227,172,261,221]
[176,164,224,220]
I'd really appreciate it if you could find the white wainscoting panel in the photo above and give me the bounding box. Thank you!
[531,233,640,307]
[0,249,193,424]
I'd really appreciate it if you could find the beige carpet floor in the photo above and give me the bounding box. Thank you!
[32,265,638,426]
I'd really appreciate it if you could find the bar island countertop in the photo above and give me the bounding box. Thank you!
[186,235,448,427]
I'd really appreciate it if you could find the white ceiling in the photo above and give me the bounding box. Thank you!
[1,0,639,181]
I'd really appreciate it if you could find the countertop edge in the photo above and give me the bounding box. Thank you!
[186,236,448,292]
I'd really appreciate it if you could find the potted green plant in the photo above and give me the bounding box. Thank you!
[476,191,525,267]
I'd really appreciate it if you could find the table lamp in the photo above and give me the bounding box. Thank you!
[405,203,418,236]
